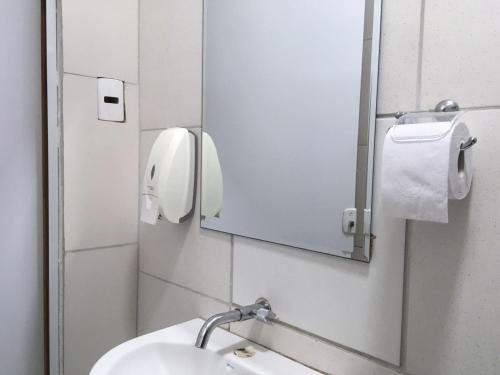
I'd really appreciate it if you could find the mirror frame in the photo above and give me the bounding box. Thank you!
[200,0,382,262]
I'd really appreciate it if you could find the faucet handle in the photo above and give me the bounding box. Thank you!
[253,298,276,324]
[255,307,276,324]
[236,298,277,324]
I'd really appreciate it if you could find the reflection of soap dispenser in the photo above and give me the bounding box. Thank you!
[141,128,196,224]
[201,132,223,218]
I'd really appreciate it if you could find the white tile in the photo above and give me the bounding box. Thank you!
[139,130,232,301]
[63,74,138,251]
[140,0,202,129]
[376,0,422,114]
[420,0,500,109]
[404,109,500,375]
[64,245,137,375]
[232,118,405,365]
[231,320,401,375]
[138,272,229,335]
[62,0,138,83]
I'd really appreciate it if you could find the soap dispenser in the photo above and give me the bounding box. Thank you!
[140,128,196,224]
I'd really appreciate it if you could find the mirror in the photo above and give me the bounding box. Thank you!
[201,0,380,262]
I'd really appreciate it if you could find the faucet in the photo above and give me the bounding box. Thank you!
[195,298,276,349]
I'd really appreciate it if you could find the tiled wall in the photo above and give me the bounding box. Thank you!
[137,0,233,334]
[61,1,139,374]
[135,0,500,375]
[137,0,406,369]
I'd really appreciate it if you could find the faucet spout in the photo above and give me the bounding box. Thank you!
[195,310,241,349]
[195,298,275,349]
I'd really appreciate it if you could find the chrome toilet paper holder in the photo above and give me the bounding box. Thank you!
[394,99,477,151]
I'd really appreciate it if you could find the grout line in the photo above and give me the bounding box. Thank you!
[376,104,500,119]
[232,329,407,375]
[139,270,231,306]
[140,128,168,132]
[460,104,500,111]
[232,300,407,374]
[140,125,202,132]
[228,329,332,375]
[415,0,426,110]
[135,0,141,339]
[64,242,137,254]
[56,0,66,370]
[63,71,138,86]
[229,234,235,332]
[230,234,234,307]
[200,0,206,131]
[135,131,141,337]
[399,220,410,373]
[136,0,140,88]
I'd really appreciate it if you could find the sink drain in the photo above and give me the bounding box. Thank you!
[233,346,256,358]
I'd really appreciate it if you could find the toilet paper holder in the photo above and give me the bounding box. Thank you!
[394,99,477,151]
[461,137,477,150]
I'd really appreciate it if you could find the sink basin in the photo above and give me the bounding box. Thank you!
[90,318,320,375]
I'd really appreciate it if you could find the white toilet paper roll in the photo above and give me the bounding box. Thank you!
[381,120,473,223]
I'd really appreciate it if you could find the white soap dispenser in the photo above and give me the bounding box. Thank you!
[140,128,196,224]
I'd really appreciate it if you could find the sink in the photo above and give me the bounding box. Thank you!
[90,318,320,375]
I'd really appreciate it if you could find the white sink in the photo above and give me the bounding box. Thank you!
[90,318,320,375]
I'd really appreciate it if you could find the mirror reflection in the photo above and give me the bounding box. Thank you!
[201,0,379,261]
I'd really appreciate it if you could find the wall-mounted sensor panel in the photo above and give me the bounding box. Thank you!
[140,128,196,224]
[97,78,124,122]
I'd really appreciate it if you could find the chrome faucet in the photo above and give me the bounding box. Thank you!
[195,298,276,349]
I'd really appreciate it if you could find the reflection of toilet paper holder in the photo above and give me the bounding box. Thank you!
[394,99,477,151]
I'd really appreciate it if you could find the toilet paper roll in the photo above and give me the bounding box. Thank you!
[381,120,473,223]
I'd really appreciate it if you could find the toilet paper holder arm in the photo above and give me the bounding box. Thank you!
[395,99,478,151]
[395,99,461,119]
[461,137,477,150]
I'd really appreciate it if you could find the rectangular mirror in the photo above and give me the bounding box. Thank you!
[201,0,380,262]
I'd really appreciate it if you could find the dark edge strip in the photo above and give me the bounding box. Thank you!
[40,0,50,373]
